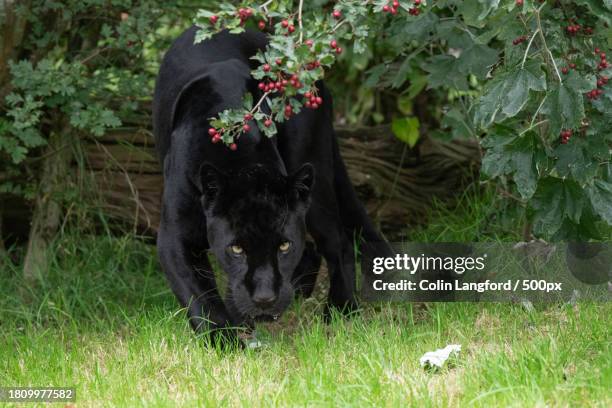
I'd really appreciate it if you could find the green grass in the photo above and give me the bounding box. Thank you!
[1,191,610,407]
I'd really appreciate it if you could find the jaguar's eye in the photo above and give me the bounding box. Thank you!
[230,245,244,255]
[279,241,291,253]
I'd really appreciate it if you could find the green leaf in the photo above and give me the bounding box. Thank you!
[509,133,538,200]
[475,63,546,127]
[364,64,386,88]
[587,180,612,225]
[502,65,547,117]
[423,55,468,90]
[402,12,439,41]
[554,138,601,184]
[456,43,498,79]
[441,108,474,139]
[575,0,612,24]
[391,117,420,147]
[532,178,585,235]
[544,82,585,136]
[405,74,428,99]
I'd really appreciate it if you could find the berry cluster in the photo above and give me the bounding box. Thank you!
[207,127,224,144]
[587,74,608,100]
[236,7,253,25]
[329,39,343,55]
[305,60,322,70]
[382,0,401,14]
[281,19,296,35]
[560,129,573,144]
[565,24,582,36]
[596,75,609,88]
[512,35,527,46]
[586,88,603,100]
[595,49,607,71]
[303,91,323,109]
[257,72,303,94]
[561,62,576,74]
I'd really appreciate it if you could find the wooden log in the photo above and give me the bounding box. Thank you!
[23,127,75,281]
[82,124,481,238]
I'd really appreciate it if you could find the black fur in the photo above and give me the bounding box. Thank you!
[153,27,387,344]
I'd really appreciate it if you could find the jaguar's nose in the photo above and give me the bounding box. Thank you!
[252,291,277,308]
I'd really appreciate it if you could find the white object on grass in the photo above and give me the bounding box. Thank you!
[419,344,461,369]
[246,338,263,349]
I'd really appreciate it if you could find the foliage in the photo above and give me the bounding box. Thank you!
[0,0,198,196]
[195,0,612,240]
[0,234,610,406]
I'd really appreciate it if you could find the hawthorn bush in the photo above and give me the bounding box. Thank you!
[195,0,612,241]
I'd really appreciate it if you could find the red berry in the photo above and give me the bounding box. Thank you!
[245,8,253,17]
[244,113,253,121]
[211,135,221,143]
[230,143,237,151]
[335,47,343,55]
[263,64,271,72]
[243,124,251,132]
[208,128,217,136]
[288,25,295,33]
[516,0,523,5]
[275,58,283,65]
[393,0,400,7]
[595,47,601,54]
[414,0,421,5]
[562,67,569,74]
[258,82,266,90]
[311,103,319,109]
[383,5,390,12]
[315,96,323,104]
[330,39,338,49]
[601,52,606,59]
[209,15,218,24]
[304,91,312,98]
[305,101,312,108]
[305,39,314,47]
[258,21,266,30]
[569,63,576,69]
[332,10,342,19]
[264,119,273,127]
[281,20,289,28]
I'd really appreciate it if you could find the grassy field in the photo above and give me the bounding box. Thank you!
[1,191,610,407]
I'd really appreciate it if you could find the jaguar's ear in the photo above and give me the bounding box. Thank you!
[290,163,315,203]
[197,162,226,207]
